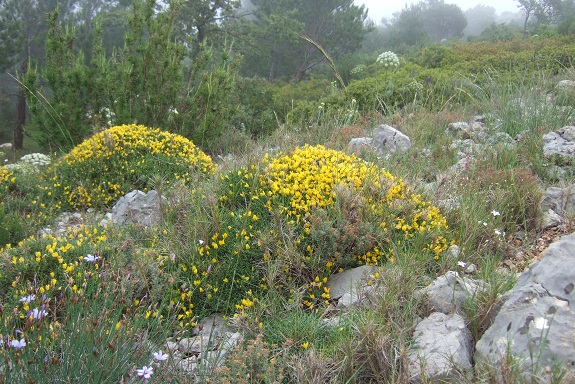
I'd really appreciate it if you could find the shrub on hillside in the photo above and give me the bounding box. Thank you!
[166,145,453,323]
[0,144,453,377]
[47,124,215,210]
[347,62,463,113]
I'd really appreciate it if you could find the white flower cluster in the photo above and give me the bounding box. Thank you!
[350,64,367,74]
[86,107,116,128]
[20,153,51,166]
[4,153,51,174]
[377,51,400,69]
[408,80,424,94]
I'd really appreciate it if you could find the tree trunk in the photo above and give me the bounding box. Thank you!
[13,59,28,150]
[268,59,276,82]
[292,66,306,83]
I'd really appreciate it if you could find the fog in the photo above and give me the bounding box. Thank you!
[358,0,520,23]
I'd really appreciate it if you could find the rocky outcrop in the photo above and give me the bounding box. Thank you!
[557,80,575,92]
[348,137,373,153]
[475,232,575,382]
[164,313,242,374]
[347,124,411,156]
[372,124,411,155]
[539,185,575,229]
[326,265,379,307]
[418,271,488,315]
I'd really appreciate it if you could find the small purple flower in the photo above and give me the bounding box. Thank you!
[84,254,100,263]
[29,307,48,320]
[136,365,154,379]
[9,339,26,349]
[152,350,169,361]
[19,294,36,303]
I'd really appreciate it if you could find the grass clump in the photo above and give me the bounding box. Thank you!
[46,124,216,210]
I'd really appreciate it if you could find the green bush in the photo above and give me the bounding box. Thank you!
[270,79,333,122]
[230,76,277,137]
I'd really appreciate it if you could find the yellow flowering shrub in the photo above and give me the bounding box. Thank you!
[259,145,450,307]
[0,166,14,188]
[47,124,216,209]
[0,144,453,344]
[173,145,453,317]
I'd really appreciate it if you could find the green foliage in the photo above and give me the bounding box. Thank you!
[213,333,285,382]
[346,61,463,113]
[270,79,334,122]
[179,45,241,152]
[412,44,457,69]
[0,207,25,248]
[23,11,91,150]
[90,0,185,133]
[173,0,240,53]
[384,0,467,51]
[239,0,370,81]
[0,162,53,246]
[474,22,523,42]
[22,0,241,154]
[0,225,175,383]
[229,76,277,137]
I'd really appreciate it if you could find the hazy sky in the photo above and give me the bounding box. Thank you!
[358,0,521,22]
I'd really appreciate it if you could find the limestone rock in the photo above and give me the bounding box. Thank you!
[327,265,379,307]
[540,185,575,220]
[557,80,575,91]
[446,121,488,142]
[348,137,372,153]
[485,131,516,149]
[372,124,411,154]
[540,209,563,230]
[475,232,575,382]
[419,271,488,315]
[111,190,163,227]
[543,126,575,158]
[192,313,231,338]
[408,312,473,383]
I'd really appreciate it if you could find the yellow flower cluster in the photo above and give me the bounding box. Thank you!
[0,166,15,190]
[49,124,216,209]
[62,124,215,174]
[262,145,396,217]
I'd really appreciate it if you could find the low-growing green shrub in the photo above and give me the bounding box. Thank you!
[0,162,54,247]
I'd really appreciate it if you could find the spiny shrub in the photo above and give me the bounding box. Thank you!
[0,163,54,248]
[46,124,216,210]
[0,166,14,192]
[164,145,453,327]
